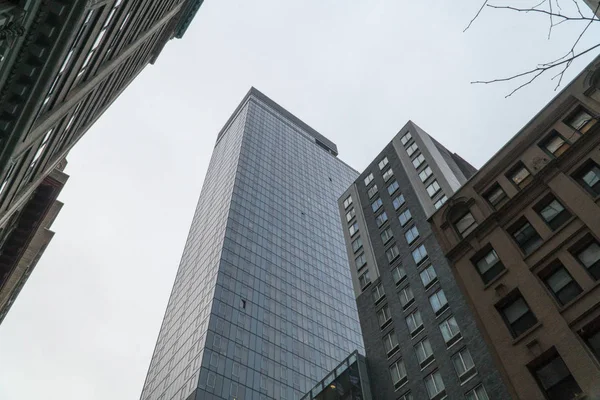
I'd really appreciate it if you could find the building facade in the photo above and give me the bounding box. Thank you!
[0,0,203,323]
[338,122,511,400]
[139,88,364,400]
[429,58,600,400]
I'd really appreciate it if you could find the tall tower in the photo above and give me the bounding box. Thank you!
[140,88,364,400]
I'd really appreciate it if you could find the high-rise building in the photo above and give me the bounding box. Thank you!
[429,56,600,399]
[338,122,512,400]
[0,0,203,323]
[139,88,364,400]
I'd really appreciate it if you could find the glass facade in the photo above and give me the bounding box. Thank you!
[140,89,363,400]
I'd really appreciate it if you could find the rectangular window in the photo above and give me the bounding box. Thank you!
[534,197,571,231]
[426,180,441,198]
[452,348,476,383]
[343,195,353,209]
[508,162,532,189]
[346,208,356,222]
[429,289,449,315]
[377,305,392,328]
[364,173,374,186]
[372,198,383,212]
[531,352,582,400]
[582,324,600,361]
[419,166,433,182]
[393,194,405,210]
[400,392,413,400]
[498,292,538,337]
[359,270,371,290]
[455,212,478,237]
[474,248,505,284]
[405,225,420,245]
[390,359,408,389]
[510,219,543,256]
[349,222,359,237]
[541,132,570,157]
[381,227,394,243]
[407,142,419,157]
[424,371,445,400]
[412,244,428,265]
[420,265,438,289]
[439,316,461,347]
[399,209,412,226]
[377,211,389,227]
[466,385,489,400]
[383,168,394,182]
[412,154,425,169]
[484,184,508,209]
[393,265,407,285]
[368,185,379,199]
[383,331,399,356]
[414,338,435,368]
[386,244,400,263]
[355,253,367,270]
[575,161,600,196]
[399,285,415,309]
[379,157,389,170]
[373,283,385,304]
[401,132,412,145]
[574,239,600,280]
[540,264,582,306]
[434,195,448,210]
[388,180,400,195]
[406,309,424,336]
[565,107,596,133]
[352,236,363,253]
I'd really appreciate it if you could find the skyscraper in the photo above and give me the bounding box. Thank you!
[140,88,363,400]
[338,122,511,399]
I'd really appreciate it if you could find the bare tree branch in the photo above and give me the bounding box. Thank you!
[463,0,489,32]
[486,4,599,22]
[572,0,585,18]
[548,0,554,38]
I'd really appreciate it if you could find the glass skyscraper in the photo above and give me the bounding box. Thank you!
[140,88,363,400]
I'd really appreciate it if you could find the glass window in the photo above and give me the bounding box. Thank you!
[359,270,371,290]
[541,132,570,157]
[376,211,389,227]
[474,248,505,284]
[412,154,425,169]
[434,195,448,210]
[343,195,353,209]
[399,209,412,226]
[420,265,437,288]
[405,225,420,245]
[399,285,414,309]
[393,194,405,210]
[419,166,433,182]
[381,227,394,243]
[377,304,392,328]
[352,236,363,253]
[372,197,383,212]
[574,240,600,280]
[388,180,400,195]
[498,294,538,337]
[452,348,476,383]
[455,212,478,237]
[484,184,507,209]
[368,185,379,199]
[508,163,532,189]
[349,222,359,237]
[383,168,394,182]
[407,142,419,157]
[390,359,407,389]
[393,265,407,285]
[412,244,428,265]
[439,316,461,346]
[582,326,600,360]
[406,309,424,336]
[575,161,600,196]
[511,219,543,255]
[355,253,366,270]
[429,289,448,315]
[383,331,399,356]
[399,392,413,400]
[379,157,389,170]
[400,132,412,145]
[535,198,571,230]
[541,265,582,305]
[426,180,441,197]
[373,283,385,304]
[346,208,356,222]
[424,371,445,399]
[386,244,400,263]
[364,173,374,186]
[466,385,489,400]
[565,107,596,133]
[414,338,434,367]
[532,352,582,400]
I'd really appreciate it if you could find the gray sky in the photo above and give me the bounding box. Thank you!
[0,1,598,399]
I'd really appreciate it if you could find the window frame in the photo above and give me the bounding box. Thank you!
[412,153,425,169]
[406,142,419,157]
[534,196,571,231]
[429,289,449,316]
[388,180,400,195]
[426,180,441,198]
[539,131,570,157]
[371,197,383,212]
[355,253,367,270]
[390,359,408,389]
[414,338,435,368]
[424,370,446,400]
[483,183,508,209]
[497,291,538,338]
[452,347,477,383]
[386,244,400,263]
[383,330,400,357]
[439,316,462,347]
[434,195,448,210]
[405,224,420,245]
[565,106,596,134]
[377,304,393,329]
[393,194,406,210]
[358,270,371,290]
[372,283,386,304]
[420,265,438,289]
[574,160,600,197]
[400,132,412,146]
[399,209,412,226]
[510,218,543,256]
[465,385,489,400]
[352,236,363,253]
[472,247,505,284]
[368,184,379,199]
[412,244,428,265]
[399,285,415,309]
[349,222,359,237]
[454,211,478,238]
[507,162,533,189]
[539,263,582,306]
[376,211,389,228]
[406,309,424,337]
[381,227,394,244]
[383,168,394,182]
[572,237,600,281]
[379,157,389,170]
[419,165,433,182]
[364,172,374,186]
[392,265,408,285]
[346,207,356,223]
[343,195,353,209]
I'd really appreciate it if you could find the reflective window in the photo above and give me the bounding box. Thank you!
[390,359,408,389]
[420,265,437,288]
[484,184,507,209]
[474,248,505,284]
[455,212,477,238]
[498,293,538,337]
[541,132,570,157]
[508,162,532,189]
[466,385,489,400]
[388,180,400,195]
[400,132,412,145]
[434,195,447,210]
[352,236,363,253]
[439,316,461,347]
[406,142,418,157]
[381,227,394,243]
[343,195,353,209]
[574,240,600,280]
[376,211,389,227]
[414,338,434,367]
[575,161,600,196]
[412,244,428,265]
[377,305,392,328]
[372,283,385,304]
[349,222,359,237]
[426,180,441,198]
[399,209,412,226]
[383,331,399,356]
[452,348,476,383]
[406,310,424,336]
[364,173,374,186]
[393,194,405,210]
[405,225,420,245]
[510,219,542,255]
[359,270,371,290]
[541,264,582,305]
[386,244,400,263]
[379,157,389,170]
[372,197,383,212]
[399,286,414,309]
[412,154,425,169]
[392,266,407,285]
[355,253,367,270]
[535,197,571,230]
[429,289,448,315]
[419,166,433,182]
[383,168,394,182]
[368,185,379,198]
[565,107,596,133]
[424,371,445,400]
[346,207,356,222]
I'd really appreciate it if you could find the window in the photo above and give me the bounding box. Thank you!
[401,132,412,145]
[377,212,389,227]
[377,305,392,328]
[406,310,424,336]
[434,195,448,210]
[372,197,383,212]
[531,352,582,400]
[574,240,600,280]
[364,173,374,186]
[454,211,477,238]
[381,227,394,243]
[343,195,353,209]
[399,392,413,400]
[349,222,359,237]
[511,219,543,256]
[429,289,449,315]
[373,283,385,304]
[419,166,433,182]
[406,142,418,157]
[359,270,371,290]
[565,107,596,133]
[399,286,414,309]
[346,208,356,222]
[452,348,476,383]
[535,197,571,231]
[541,132,570,157]
[466,385,489,400]
[383,331,399,356]
[412,154,425,168]
[498,293,538,337]
[508,162,532,189]
[405,225,420,245]
[575,161,600,196]
[439,316,461,347]
[207,372,216,388]
[412,244,428,265]
[392,265,407,285]
[414,338,434,368]
[386,244,400,263]
[473,248,505,284]
[399,209,412,226]
[582,323,600,360]
[424,371,445,400]
[390,359,408,389]
[368,185,379,199]
[352,236,363,253]
[379,157,389,170]
[393,194,405,210]
[420,265,438,288]
[355,253,367,270]
[388,180,400,195]
[541,264,582,306]
[484,184,507,209]
[426,180,441,197]
[383,168,394,182]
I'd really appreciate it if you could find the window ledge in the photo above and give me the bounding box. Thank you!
[512,321,543,346]
[559,280,600,314]
[483,269,509,291]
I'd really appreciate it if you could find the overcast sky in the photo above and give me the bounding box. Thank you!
[0,1,598,399]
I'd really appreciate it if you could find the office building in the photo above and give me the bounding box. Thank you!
[0,0,203,322]
[139,88,363,400]
[429,57,600,399]
[338,122,511,400]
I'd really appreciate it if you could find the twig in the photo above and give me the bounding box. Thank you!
[486,4,599,22]
[548,0,553,39]
[572,0,585,18]
[464,0,489,32]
